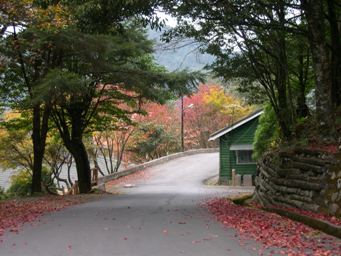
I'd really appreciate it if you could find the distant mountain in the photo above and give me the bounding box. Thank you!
[148,28,215,71]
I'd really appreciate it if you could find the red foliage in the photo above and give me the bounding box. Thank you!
[0,195,95,238]
[268,205,341,226]
[205,198,341,256]
[125,84,247,161]
[132,84,239,151]
[181,84,231,148]
[129,102,181,160]
[134,102,179,130]
[308,144,339,154]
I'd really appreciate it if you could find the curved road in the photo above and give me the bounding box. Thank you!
[1,153,256,256]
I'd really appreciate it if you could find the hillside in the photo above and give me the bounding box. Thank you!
[148,28,215,71]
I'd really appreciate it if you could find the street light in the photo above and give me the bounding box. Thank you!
[180,96,194,152]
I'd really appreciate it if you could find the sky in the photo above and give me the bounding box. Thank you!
[155,10,178,27]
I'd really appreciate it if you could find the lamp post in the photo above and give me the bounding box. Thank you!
[180,96,194,152]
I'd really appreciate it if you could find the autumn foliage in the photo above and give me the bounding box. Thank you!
[0,195,101,239]
[117,83,254,162]
[206,198,341,256]
[182,84,253,148]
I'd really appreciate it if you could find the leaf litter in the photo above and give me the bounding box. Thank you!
[205,198,341,256]
[0,194,102,238]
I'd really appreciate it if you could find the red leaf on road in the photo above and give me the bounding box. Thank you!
[0,195,100,238]
[205,198,341,255]
[192,239,201,244]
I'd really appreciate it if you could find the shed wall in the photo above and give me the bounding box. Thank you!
[219,118,259,183]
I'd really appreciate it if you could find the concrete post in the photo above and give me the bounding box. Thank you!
[235,174,242,186]
[243,175,253,186]
[232,169,236,186]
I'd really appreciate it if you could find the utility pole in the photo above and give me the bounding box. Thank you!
[180,96,193,152]
[181,96,184,152]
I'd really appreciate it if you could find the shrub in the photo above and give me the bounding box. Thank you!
[7,167,53,197]
[253,104,280,160]
[0,186,8,200]
[7,169,32,197]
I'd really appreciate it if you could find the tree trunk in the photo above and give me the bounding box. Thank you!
[67,139,92,193]
[31,144,43,193]
[296,46,309,118]
[31,105,50,193]
[51,108,92,193]
[327,0,341,107]
[302,0,334,137]
[275,26,292,139]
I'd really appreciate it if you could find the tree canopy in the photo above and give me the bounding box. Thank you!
[0,0,339,195]
[1,0,203,193]
[161,0,340,141]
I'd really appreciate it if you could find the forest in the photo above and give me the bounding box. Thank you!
[0,0,340,201]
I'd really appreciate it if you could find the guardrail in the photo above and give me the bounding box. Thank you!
[96,148,218,187]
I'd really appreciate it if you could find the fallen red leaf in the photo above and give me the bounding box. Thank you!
[0,195,101,238]
[204,198,341,256]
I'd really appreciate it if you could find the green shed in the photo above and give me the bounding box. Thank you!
[209,110,263,185]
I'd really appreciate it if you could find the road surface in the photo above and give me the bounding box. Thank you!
[1,153,257,256]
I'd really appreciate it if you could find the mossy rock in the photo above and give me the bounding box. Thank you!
[231,193,254,205]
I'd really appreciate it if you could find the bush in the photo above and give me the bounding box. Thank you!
[129,122,180,161]
[253,104,280,160]
[7,169,32,197]
[0,186,8,200]
[6,168,53,197]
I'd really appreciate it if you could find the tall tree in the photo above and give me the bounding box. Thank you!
[301,0,341,137]
[0,1,71,193]
[34,27,200,193]
[1,0,201,193]
[162,0,340,140]
[161,1,296,139]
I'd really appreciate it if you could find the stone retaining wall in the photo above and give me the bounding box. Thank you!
[255,148,341,217]
[97,148,218,185]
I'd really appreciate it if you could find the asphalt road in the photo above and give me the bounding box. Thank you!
[1,153,257,256]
